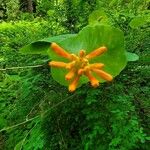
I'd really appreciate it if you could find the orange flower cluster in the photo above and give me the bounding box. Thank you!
[49,42,113,92]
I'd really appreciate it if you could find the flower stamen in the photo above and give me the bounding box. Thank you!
[79,50,86,58]
[78,69,84,75]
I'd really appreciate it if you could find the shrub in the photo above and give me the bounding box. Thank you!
[0,1,149,149]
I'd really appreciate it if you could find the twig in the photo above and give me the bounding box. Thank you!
[0,64,44,71]
[26,101,41,121]
[57,117,67,149]
[43,93,76,116]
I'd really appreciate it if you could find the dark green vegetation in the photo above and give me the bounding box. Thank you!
[0,0,150,150]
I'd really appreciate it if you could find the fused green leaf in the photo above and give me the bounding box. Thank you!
[20,34,76,55]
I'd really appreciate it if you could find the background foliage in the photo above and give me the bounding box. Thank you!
[0,0,150,149]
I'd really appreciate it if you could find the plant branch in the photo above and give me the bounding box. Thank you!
[0,64,44,71]
[19,122,38,149]
[0,93,77,132]
[0,116,39,132]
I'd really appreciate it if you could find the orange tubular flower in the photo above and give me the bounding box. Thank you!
[49,42,113,92]
[86,46,107,59]
[49,61,67,68]
[51,42,72,60]
[65,68,76,80]
[91,69,113,81]
[89,63,104,69]
[69,75,80,92]
[84,71,99,88]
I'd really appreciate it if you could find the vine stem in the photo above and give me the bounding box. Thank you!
[18,122,38,150]
[0,93,76,132]
[0,116,39,132]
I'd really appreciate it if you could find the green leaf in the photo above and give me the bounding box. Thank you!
[20,34,76,55]
[126,52,139,62]
[88,10,110,25]
[49,24,127,86]
[129,15,150,28]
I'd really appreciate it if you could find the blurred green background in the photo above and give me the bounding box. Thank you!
[0,0,149,149]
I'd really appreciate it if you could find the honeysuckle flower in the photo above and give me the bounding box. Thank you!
[21,24,128,92]
[49,42,113,92]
